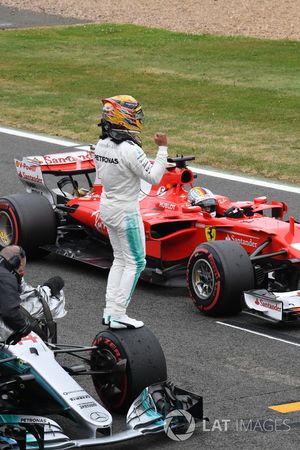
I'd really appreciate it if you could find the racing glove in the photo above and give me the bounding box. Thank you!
[6,320,33,345]
[224,206,244,218]
[43,276,64,296]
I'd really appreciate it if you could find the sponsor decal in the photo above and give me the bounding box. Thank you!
[15,159,44,185]
[18,333,39,345]
[20,417,48,424]
[28,151,94,166]
[15,160,38,172]
[63,389,85,396]
[94,154,118,164]
[205,226,216,241]
[255,298,282,312]
[158,201,177,211]
[92,210,107,234]
[78,402,97,409]
[70,394,91,401]
[225,234,257,248]
[70,394,91,402]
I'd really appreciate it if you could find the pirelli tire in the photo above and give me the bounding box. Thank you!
[0,193,57,257]
[90,326,167,414]
[187,240,255,316]
[288,269,300,290]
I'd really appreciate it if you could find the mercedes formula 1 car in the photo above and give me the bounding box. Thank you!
[0,323,204,449]
[0,146,299,320]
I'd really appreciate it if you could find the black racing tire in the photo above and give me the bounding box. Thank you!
[187,240,255,316]
[90,326,167,414]
[288,269,300,290]
[0,193,57,257]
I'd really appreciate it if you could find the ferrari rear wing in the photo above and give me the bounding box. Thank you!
[21,146,96,175]
[14,147,96,205]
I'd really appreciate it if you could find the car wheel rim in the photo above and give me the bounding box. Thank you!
[92,346,127,408]
[0,211,14,246]
[192,258,215,300]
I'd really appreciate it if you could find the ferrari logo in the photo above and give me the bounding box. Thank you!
[205,226,216,241]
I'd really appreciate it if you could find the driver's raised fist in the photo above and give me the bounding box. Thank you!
[154,133,167,147]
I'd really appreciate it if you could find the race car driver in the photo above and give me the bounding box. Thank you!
[188,187,217,217]
[94,95,168,329]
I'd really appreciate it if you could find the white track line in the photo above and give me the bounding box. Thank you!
[217,321,300,348]
[1,125,300,194]
[193,167,300,194]
[0,126,79,147]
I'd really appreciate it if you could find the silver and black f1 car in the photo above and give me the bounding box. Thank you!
[0,323,204,449]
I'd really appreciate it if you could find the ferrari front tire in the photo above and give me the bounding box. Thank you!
[187,240,255,316]
[90,326,167,414]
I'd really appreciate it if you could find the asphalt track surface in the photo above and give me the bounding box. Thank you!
[1,7,300,450]
[1,128,300,450]
[0,4,88,28]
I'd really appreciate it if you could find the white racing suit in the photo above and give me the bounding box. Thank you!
[94,137,168,319]
[0,279,66,341]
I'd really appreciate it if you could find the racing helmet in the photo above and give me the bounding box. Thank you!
[100,95,144,145]
[188,187,217,217]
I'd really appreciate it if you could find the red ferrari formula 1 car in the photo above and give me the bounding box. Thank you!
[0,147,300,320]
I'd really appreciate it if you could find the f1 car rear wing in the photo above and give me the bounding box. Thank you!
[14,147,96,204]
[20,146,95,175]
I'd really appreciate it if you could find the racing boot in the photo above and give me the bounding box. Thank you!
[102,298,123,325]
[108,314,144,329]
[102,306,114,325]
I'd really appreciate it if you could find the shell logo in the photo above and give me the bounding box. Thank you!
[0,231,9,246]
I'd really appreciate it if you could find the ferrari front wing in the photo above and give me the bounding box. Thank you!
[244,289,300,322]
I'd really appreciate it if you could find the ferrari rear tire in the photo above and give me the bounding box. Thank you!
[288,269,300,290]
[90,326,167,414]
[187,240,255,316]
[0,193,57,257]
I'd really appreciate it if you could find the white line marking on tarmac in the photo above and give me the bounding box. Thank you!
[193,167,300,194]
[217,321,300,348]
[0,126,80,147]
[1,125,300,194]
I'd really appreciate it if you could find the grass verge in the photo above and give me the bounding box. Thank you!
[0,24,299,182]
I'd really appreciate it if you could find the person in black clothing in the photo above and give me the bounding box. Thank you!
[0,245,32,343]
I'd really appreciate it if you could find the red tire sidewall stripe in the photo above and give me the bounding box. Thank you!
[187,247,221,311]
[92,336,128,409]
[0,202,19,244]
